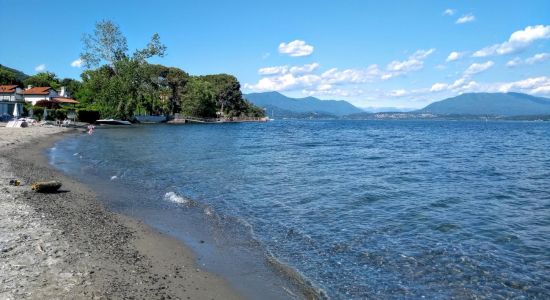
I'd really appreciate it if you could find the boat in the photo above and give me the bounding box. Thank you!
[96,119,132,125]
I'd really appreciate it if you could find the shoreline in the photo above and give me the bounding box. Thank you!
[0,126,243,299]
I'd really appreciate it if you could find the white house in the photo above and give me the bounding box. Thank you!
[20,86,79,106]
[0,85,24,117]
[20,86,59,105]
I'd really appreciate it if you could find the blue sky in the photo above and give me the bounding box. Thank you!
[1,0,549,108]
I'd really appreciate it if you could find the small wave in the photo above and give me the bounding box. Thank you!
[266,253,328,300]
[164,191,191,205]
[110,175,118,180]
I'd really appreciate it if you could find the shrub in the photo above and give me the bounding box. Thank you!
[52,109,67,120]
[32,107,44,120]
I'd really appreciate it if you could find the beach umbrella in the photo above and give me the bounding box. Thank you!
[43,108,48,120]
[13,104,20,118]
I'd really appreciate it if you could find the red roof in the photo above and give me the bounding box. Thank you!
[21,87,51,95]
[51,97,79,104]
[0,85,18,93]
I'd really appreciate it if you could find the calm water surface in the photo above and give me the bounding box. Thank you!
[50,120,550,299]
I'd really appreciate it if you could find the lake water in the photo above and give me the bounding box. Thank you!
[49,120,550,299]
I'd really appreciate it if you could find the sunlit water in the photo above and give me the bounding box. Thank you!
[49,120,550,299]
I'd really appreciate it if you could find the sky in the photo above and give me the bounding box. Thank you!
[1,0,549,108]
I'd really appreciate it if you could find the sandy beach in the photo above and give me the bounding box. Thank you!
[0,126,243,299]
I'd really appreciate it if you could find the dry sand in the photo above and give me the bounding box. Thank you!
[0,126,244,299]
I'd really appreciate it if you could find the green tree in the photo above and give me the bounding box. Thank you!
[201,74,265,117]
[0,68,18,85]
[181,78,217,118]
[81,20,166,69]
[78,20,168,119]
[133,33,167,62]
[81,20,128,68]
[60,78,83,97]
[166,67,190,114]
[23,72,61,89]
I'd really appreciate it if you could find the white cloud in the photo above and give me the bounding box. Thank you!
[506,53,550,67]
[245,73,320,92]
[495,76,550,94]
[302,87,365,98]
[430,82,448,92]
[463,61,494,77]
[411,48,436,60]
[321,65,383,84]
[71,58,84,68]
[383,48,435,79]
[246,64,383,92]
[258,63,320,76]
[290,63,320,74]
[247,49,435,94]
[446,51,464,62]
[473,25,550,57]
[258,66,288,76]
[429,75,550,96]
[262,52,271,59]
[389,89,408,97]
[506,57,522,68]
[35,64,46,72]
[525,53,550,64]
[456,14,475,24]
[443,9,456,16]
[278,40,314,57]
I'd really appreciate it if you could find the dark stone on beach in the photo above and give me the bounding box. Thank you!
[31,181,62,193]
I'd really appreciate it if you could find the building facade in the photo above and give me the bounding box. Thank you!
[0,85,24,117]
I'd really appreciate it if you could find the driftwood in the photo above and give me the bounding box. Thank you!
[31,181,62,193]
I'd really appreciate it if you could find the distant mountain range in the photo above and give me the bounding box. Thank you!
[246,91,550,119]
[419,92,550,116]
[245,91,363,117]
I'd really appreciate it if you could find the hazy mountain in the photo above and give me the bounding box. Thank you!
[258,104,338,119]
[0,64,30,82]
[420,92,550,116]
[245,91,363,117]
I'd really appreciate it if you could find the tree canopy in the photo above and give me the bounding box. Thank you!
[81,20,129,68]
[0,68,18,85]
[23,72,61,89]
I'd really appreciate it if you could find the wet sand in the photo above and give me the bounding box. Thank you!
[0,126,243,299]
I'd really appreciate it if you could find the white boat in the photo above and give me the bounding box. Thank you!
[96,119,132,125]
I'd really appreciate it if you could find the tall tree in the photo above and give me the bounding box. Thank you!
[81,20,166,69]
[81,20,128,68]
